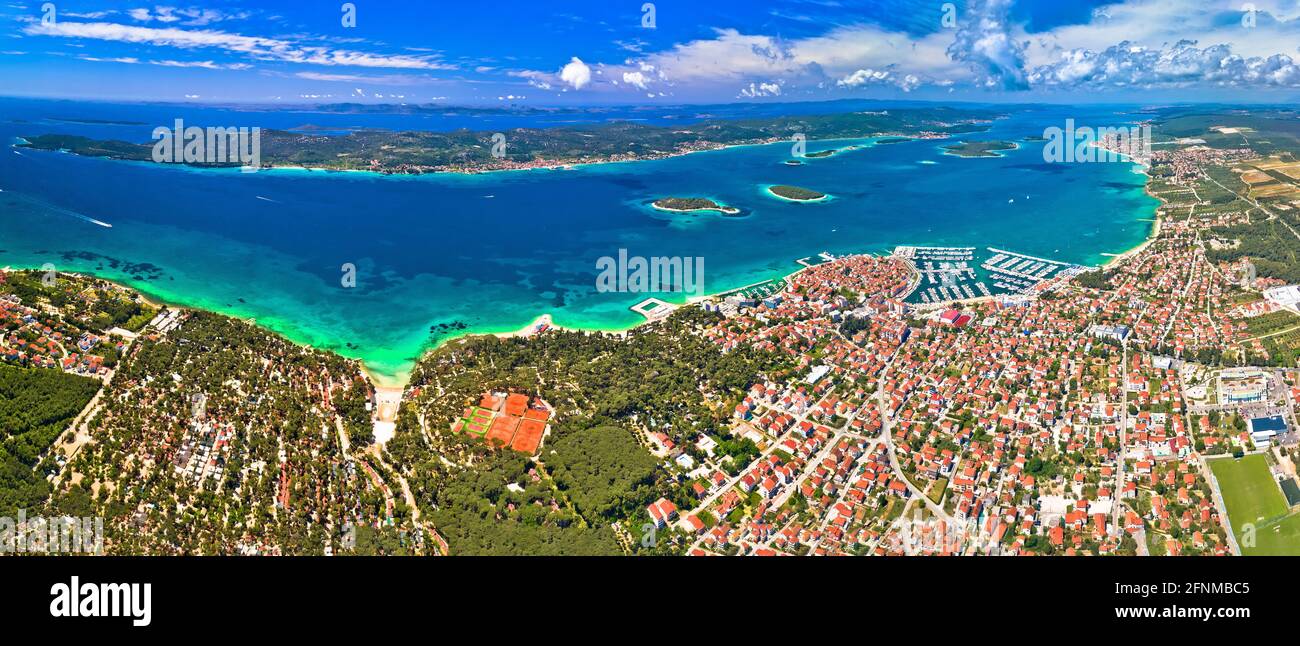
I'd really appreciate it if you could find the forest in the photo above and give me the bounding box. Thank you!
[1206,219,1300,284]
[0,364,100,516]
[384,307,793,554]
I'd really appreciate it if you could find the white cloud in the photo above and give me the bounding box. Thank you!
[738,81,782,98]
[1019,0,1300,90]
[510,69,554,90]
[24,20,455,71]
[582,0,1300,96]
[621,71,649,90]
[80,56,141,64]
[837,68,922,92]
[126,6,249,26]
[1028,39,1300,88]
[596,23,959,98]
[295,71,436,85]
[947,0,1027,90]
[64,11,116,19]
[153,59,250,69]
[559,57,591,90]
[77,54,250,70]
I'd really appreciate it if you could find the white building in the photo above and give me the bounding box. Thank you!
[1264,285,1300,314]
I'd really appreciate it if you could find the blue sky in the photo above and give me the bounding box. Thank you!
[3,0,1300,104]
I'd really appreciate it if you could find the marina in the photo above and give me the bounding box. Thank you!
[0,99,1157,384]
[981,247,1084,295]
[897,246,994,305]
[902,245,1087,304]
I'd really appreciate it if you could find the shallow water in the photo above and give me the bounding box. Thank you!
[0,99,1156,383]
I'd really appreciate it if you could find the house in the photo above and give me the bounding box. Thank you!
[646,498,678,528]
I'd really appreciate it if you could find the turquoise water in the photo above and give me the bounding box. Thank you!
[0,101,1156,384]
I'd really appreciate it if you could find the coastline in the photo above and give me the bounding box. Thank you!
[11,133,907,181]
[940,141,1021,159]
[1101,175,1165,271]
[2,127,1162,390]
[650,200,742,216]
[763,185,831,203]
[13,169,1161,390]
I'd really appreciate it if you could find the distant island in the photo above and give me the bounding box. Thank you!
[766,185,828,202]
[942,140,1019,158]
[651,197,741,215]
[17,106,998,175]
[804,149,839,159]
[47,117,149,126]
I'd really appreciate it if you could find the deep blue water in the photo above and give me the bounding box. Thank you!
[0,98,1155,383]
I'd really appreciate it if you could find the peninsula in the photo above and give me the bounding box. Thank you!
[18,106,997,175]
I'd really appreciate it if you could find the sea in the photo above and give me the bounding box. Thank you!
[0,97,1156,384]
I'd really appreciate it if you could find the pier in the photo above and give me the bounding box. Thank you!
[630,298,678,322]
[981,247,1081,292]
[894,246,975,262]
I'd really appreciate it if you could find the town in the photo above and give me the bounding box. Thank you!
[7,114,1300,557]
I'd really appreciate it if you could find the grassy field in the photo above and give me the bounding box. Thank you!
[1248,513,1300,556]
[926,477,948,505]
[1209,455,1300,555]
[1245,311,1300,336]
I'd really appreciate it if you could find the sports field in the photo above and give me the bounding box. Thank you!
[1210,455,1300,555]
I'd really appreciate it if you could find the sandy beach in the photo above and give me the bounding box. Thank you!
[495,313,561,339]
[1102,181,1166,271]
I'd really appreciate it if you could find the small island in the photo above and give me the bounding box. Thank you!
[766,185,828,202]
[804,149,839,159]
[651,197,741,215]
[942,140,1019,158]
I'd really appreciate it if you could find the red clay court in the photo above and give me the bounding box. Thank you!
[511,418,546,454]
[455,392,552,455]
[487,415,521,447]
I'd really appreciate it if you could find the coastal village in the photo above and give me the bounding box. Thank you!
[645,134,1300,556]
[386,121,1300,557]
[0,270,142,379]
[8,114,1300,557]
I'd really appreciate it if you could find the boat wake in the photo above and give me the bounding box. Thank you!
[64,210,113,228]
[3,190,113,228]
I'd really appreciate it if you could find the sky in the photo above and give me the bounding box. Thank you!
[3,0,1300,105]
